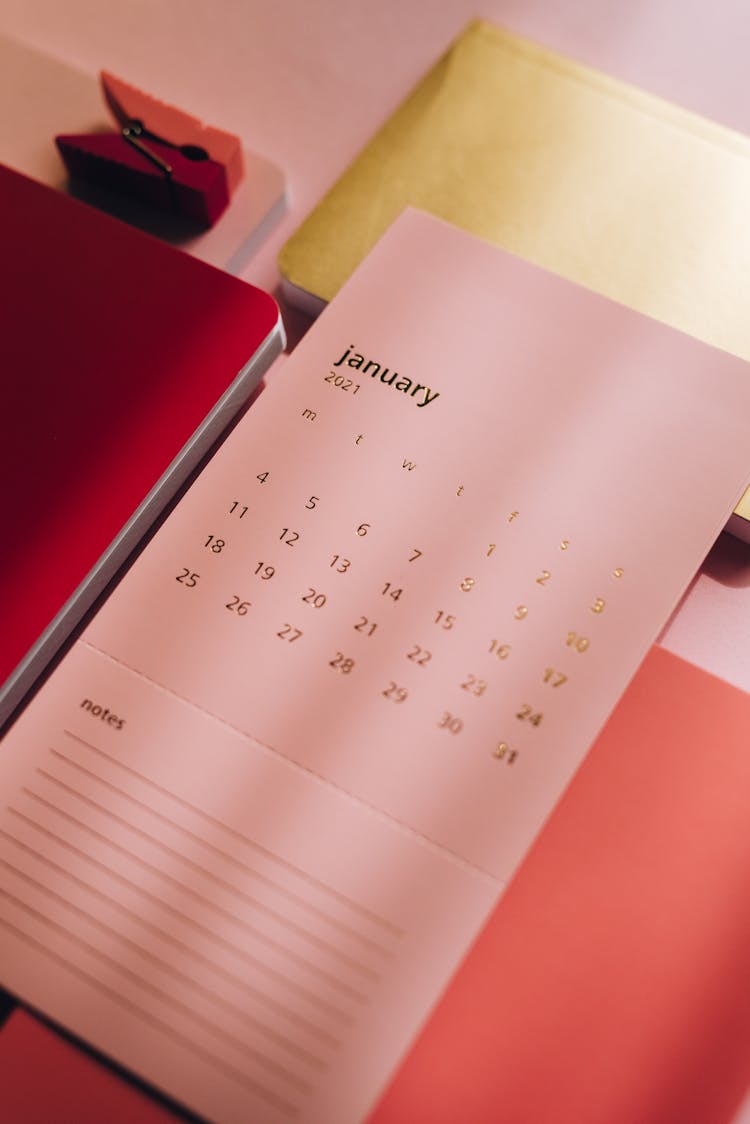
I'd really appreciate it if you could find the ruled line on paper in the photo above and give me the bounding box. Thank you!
[0,883,314,1094]
[79,644,504,887]
[32,769,385,981]
[0,912,301,1118]
[0,855,331,1069]
[50,745,394,958]
[63,729,405,938]
[0,824,352,1025]
[7,803,369,1004]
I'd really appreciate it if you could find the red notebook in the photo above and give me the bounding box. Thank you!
[0,164,283,727]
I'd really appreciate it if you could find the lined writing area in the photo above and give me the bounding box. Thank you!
[0,642,498,1123]
[3,742,385,1115]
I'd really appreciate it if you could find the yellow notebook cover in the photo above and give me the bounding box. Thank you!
[280,19,750,354]
[279,19,750,531]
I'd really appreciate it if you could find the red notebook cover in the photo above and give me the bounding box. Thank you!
[0,164,282,726]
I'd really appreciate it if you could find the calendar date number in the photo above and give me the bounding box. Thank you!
[516,704,543,726]
[460,674,487,697]
[225,596,250,616]
[438,712,463,734]
[277,624,303,642]
[493,742,518,765]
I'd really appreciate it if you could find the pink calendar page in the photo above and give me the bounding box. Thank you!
[1,209,750,1123]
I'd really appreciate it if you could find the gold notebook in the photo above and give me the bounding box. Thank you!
[279,19,750,536]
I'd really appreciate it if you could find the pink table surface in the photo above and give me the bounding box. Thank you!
[2,3,750,1121]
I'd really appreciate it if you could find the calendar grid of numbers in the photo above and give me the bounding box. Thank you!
[2,210,750,1123]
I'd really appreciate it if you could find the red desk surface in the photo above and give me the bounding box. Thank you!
[0,1009,175,1123]
[371,645,750,1124]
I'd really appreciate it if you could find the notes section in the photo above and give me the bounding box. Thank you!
[0,643,497,1124]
